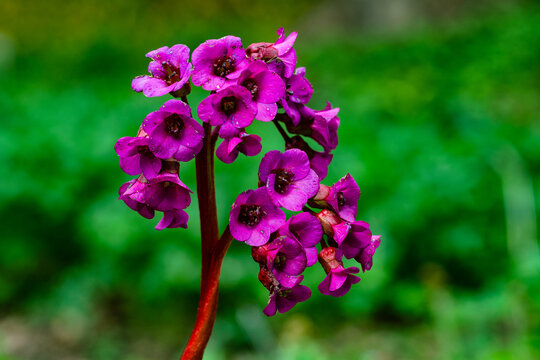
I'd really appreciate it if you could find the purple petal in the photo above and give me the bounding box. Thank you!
[155,209,189,230]
[258,150,282,183]
[256,102,278,122]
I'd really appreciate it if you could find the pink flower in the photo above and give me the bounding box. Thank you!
[132,44,192,97]
[258,149,319,211]
[191,36,248,91]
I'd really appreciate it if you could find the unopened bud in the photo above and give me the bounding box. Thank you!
[318,247,342,273]
[316,209,342,237]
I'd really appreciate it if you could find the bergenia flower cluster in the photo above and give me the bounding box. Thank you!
[116,29,380,318]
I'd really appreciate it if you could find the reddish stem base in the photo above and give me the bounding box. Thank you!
[179,123,232,360]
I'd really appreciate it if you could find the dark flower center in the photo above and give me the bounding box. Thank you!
[274,253,287,271]
[220,96,237,115]
[337,191,346,208]
[238,204,266,227]
[137,145,151,155]
[161,61,181,85]
[273,169,294,194]
[213,56,235,77]
[164,113,184,137]
[242,78,259,99]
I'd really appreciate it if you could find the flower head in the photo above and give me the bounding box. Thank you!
[246,28,298,78]
[334,220,372,260]
[119,179,155,219]
[132,44,192,97]
[197,85,257,138]
[258,149,319,211]
[354,235,381,272]
[314,174,360,222]
[284,103,340,152]
[119,173,191,230]
[216,131,262,164]
[281,68,313,126]
[230,188,286,246]
[278,212,322,266]
[191,36,248,91]
[120,173,191,213]
[258,268,311,317]
[318,247,360,297]
[237,61,285,121]
[143,100,204,162]
[253,235,307,288]
[114,136,161,180]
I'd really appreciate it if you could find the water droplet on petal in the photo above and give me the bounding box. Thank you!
[260,230,264,234]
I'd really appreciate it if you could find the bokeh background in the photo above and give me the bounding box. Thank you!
[1,0,539,359]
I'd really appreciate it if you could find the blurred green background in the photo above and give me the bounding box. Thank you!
[1,0,539,359]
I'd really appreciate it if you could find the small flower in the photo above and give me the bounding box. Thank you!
[246,28,298,78]
[286,135,333,180]
[237,61,285,121]
[120,173,191,213]
[354,235,381,272]
[281,68,313,126]
[216,131,262,164]
[132,44,192,97]
[335,220,372,260]
[318,247,360,297]
[114,136,161,179]
[259,268,311,317]
[155,209,189,230]
[143,99,204,162]
[313,174,360,222]
[253,235,307,288]
[230,188,286,246]
[191,36,248,91]
[283,103,340,152]
[197,85,257,138]
[278,212,322,266]
[258,149,319,211]
[118,179,155,219]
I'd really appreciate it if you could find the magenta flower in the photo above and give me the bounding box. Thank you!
[132,45,192,97]
[255,235,307,288]
[286,135,333,180]
[281,68,313,126]
[216,131,262,164]
[114,136,161,180]
[155,209,189,230]
[258,269,311,317]
[119,173,191,230]
[355,235,381,272]
[329,174,360,222]
[237,61,285,121]
[284,103,340,152]
[314,174,360,222]
[258,149,319,211]
[118,179,155,219]
[311,103,340,151]
[246,28,298,78]
[197,85,257,138]
[120,173,191,212]
[142,100,204,162]
[191,36,248,91]
[230,188,286,246]
[278,212,322,266]
[334,220,372,260]
[318,247,360,297]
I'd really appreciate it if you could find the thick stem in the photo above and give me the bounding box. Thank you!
[195,123,219,289]
[180,123,229,360]
[180,227,233,360]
